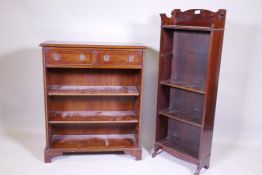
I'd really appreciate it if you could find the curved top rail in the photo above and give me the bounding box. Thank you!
[161,9,226,29]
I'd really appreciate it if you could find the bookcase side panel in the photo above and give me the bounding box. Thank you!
[155,29,174,141]
[134,64,143,146]
[200,30,225,162]
[42,47,53,148]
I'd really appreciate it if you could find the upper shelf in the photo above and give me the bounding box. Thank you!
[160,79,205,94]
[48,85,139,96]
[161,25,223,32]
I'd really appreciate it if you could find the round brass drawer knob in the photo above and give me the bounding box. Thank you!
[53,54,60,61]
[128,55,135,62]
[79,54,86,61]
[103,55,110,62]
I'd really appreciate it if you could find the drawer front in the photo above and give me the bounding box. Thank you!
[45,49,93,65]
[97,50,142,65]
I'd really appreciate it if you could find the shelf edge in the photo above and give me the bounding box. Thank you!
[158,110,202,128]
[160,81,206,94]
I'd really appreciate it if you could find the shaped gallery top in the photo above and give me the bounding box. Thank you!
[160,9,226,31]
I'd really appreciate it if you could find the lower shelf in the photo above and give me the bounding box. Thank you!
[158,108,202,127]
[156,137,198,160]
[49,111,138,124]
[51,134,137,150]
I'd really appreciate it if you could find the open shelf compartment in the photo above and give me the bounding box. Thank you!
[158,30,210,95]
[46,68,141,96]
[156,136,198,160]
[51,134,137,149]
[158,86,204,126]
[50,122,138,149]
[156,118,201,160]
[48,95,138,123]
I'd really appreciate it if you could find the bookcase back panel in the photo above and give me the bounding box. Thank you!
[171,31,210,85]
[169,88,204,124]
[167,119,200,155]
[49,96,135,111]
[52,123,136,135]
[47,69,139,86]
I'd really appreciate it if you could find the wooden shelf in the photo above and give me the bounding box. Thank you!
[160,79,205,94]
[51,134,137,149]
[156,137,198,160]
[46,65,142,69]
[158,108,202,127]
[49,111,138,124]
[161,25,223,31]
[48,85,139,96]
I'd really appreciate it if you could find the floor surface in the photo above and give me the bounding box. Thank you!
[0,129,261,175]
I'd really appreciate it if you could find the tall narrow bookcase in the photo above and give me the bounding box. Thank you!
[40,41,146,162]
[152,9,226,175]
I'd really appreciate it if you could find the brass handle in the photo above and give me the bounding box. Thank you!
[128,55,135,62]
[103,55,110,62]
[79,54,86,61]
[53,54,60,61]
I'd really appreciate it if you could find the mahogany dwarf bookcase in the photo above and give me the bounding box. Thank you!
[40,41,146,162]
[152,9,226,175]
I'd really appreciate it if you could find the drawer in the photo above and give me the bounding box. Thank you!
[45,49,93,65]
[97,50,142,65]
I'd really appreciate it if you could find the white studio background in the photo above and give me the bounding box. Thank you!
[0,0,261,174]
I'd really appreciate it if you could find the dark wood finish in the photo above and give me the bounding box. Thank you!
[40,41,146,49]
[47,85,139,96]
[158,108,202,127]
[45,48,94,65]
[51,134,137,149]
[49,111,138,124]
[41,42,146,162]
[160,79,205,94]
[45,64,142,69]
[153,9,226,175]
[97,50,142,65]
[161,25,224,31]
